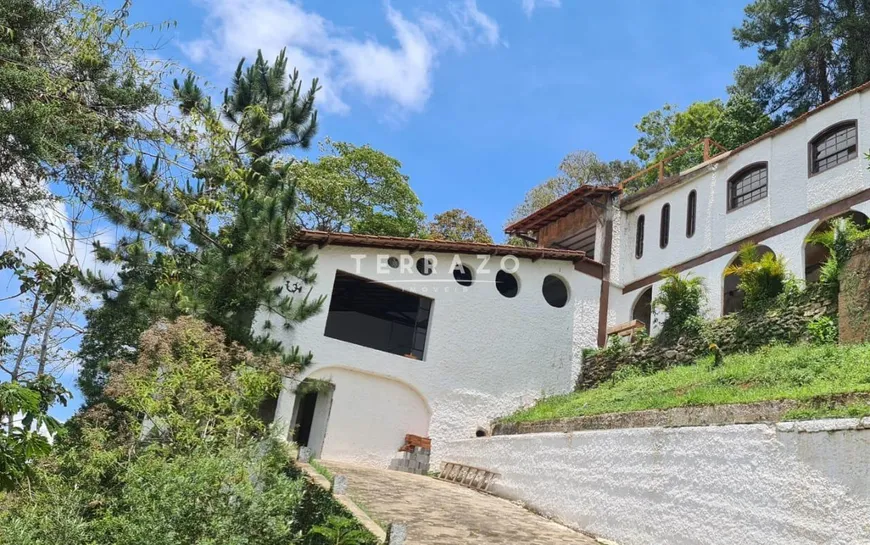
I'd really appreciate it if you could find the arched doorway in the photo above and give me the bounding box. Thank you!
[299,367,431,467]
[804,210,869,283]
[631,287,653,331]
[723,245,774,315]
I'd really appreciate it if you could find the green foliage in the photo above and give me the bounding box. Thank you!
[84,49,326,395]
[0,376,70,490]
[732,0,870,120]
[724,243,790,310]
[0,440,377,545]
[504,150,638,244]
[806,216,870,286]
[311,516,373,545]
[0,0,162,230]
[506,343,870,423]
[630,95,773,177]
[309,458,335,482]
[293,139,425,236]
[652,270,706,341]
[105,317,283,453]
[806,316,838,345]
[427,208,493,243]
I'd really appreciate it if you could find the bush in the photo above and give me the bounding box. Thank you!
[652,270,705,341]
[806,216,870,287]
[807,316,837,345]
[724,243,790,310]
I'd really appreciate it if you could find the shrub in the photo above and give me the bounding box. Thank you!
[724,243,789,310]
[652,269,705,341]
[105,317,284,453]
[807,316,837,345]
[806,216,870,287]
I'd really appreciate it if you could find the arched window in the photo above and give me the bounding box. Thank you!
[686,190,697,238]
[635,215,645,259]
[810,121,858,175]
[728,163,768,211]
[659,203,670,248]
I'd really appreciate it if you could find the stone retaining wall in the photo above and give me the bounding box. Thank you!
[443,419,870,545]
[578,287,837,390]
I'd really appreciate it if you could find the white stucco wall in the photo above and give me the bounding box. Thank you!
[255,245,602,467]
[443,419,870,545]
[608,87,870,326]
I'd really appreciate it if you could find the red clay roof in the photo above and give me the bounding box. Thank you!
[294,229,598,264]
[504,185,620,235]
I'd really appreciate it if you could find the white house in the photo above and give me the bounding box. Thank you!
[254,231,603,467]
[507,80,870,340]
[258,80,870,468]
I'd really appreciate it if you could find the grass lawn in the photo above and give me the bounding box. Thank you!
[504,343,870,423]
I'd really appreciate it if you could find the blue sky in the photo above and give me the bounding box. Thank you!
[4,0,761,420]
[133,0,757,238]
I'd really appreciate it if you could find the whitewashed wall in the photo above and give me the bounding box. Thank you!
[443,419,870,545]
[608,88,870,326]
[254,245,602,467]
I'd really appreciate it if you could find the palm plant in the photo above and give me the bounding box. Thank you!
[653,269,706,340]
[724,243,789,310]
[806,217,870,285]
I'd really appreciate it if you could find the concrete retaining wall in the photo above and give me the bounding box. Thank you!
[443,419,870,545]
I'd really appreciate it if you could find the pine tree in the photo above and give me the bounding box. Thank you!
[81,50,325,402]
[732,0,870,120]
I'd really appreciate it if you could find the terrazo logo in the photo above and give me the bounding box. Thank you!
[347,253,521,293]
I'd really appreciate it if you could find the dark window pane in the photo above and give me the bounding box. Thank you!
[324,271,432,360]
[635,215,645,259]
[812,122,858,174]
[542,274,569,308]
[495,270,519,298]
[686,190,696,238]
[660,203,670,248]
[729,165,768,210]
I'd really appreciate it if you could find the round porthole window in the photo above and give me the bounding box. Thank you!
[542,274,569,308]
[387,256,400,269]
[453,263,473,287]
[495,270,519,298]
[416,256,434,276]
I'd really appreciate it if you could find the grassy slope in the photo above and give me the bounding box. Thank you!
[505,343,870,423]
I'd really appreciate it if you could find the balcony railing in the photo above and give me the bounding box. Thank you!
[620,137,729,194]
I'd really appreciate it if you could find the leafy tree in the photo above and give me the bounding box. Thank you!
[732,0,870,120]
[631,96,773,175]
[504,150,638,244]
[0,0,162,230]
[86,50,325,362]
[293,139,425,236]
[104,317,281,453]
[427,209,493,243]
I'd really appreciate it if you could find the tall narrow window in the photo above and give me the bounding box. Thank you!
[635,215,645,259]
[810,121,858,175]
[728,163,768,211]
[659,203,670,249]
[686,190,697,238]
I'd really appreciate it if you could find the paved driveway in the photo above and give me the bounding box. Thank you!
[322,460,598,545]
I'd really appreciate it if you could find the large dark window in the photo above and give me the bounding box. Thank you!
[728,163,768,211]
[324,271,431,360]
[659,203,670,248]
[686,190,697,238]
[810,121,858,175]
[635,215,645,259]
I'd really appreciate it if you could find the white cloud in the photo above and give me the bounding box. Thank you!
[183,0,504,114]
[521,0,561,17]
